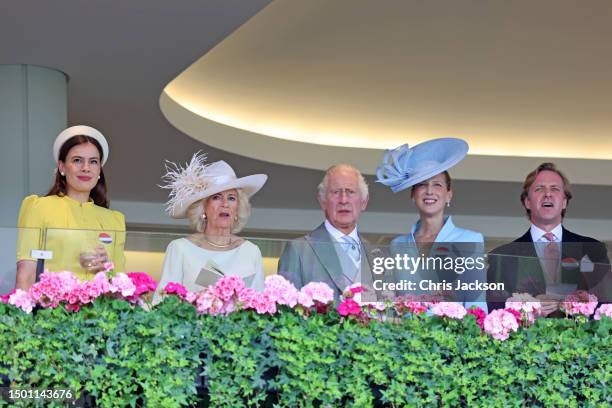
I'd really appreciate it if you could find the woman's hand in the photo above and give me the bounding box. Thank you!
[16,260,37,290]
[80,244,109,273]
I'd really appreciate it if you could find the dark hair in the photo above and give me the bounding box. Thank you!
[46,135,110,208]
[520,162,572,219]
[410,171,452,194]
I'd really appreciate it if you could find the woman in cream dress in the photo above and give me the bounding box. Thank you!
[156,153,267,297]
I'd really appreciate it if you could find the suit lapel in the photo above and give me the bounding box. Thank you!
[515,230,532,242]
[360,235,395,302]
[306,224,346,292]
[513,230,547,292]
[359,234,374,287]
[516,230,540,267]
[560,227,583,285]
[560,227,587,260]
[561,227,581,243]
[561,228,578,260]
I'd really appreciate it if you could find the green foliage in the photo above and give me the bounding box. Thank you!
[0,301,610,407]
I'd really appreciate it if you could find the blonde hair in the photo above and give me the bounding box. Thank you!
[186,189,251,233]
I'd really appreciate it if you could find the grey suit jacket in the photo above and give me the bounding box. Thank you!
[277,223,390,301]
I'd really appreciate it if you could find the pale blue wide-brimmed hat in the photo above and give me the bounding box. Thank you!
[376,138,469,193]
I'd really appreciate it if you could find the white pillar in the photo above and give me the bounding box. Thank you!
[0,64,67,292]
[0,64,67,227]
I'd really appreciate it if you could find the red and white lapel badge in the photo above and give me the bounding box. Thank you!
[98,232,113,245]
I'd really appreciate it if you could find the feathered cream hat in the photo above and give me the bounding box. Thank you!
[160,152,268,219]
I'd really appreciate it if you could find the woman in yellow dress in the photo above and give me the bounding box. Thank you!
[15,125,125,290]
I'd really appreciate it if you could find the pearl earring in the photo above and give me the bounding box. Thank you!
[201,213,206,220]
[60,172,65,176]
[447,202,451,207]
[98,176,101,180]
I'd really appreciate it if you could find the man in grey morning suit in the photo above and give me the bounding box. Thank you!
[278,164,386,300]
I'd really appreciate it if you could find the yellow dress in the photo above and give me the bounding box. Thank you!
[16,194,126,281]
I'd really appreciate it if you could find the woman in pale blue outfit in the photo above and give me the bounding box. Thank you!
[376,138,487,312]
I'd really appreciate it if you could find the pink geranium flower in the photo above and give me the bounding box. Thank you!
[92,271,112,294]
[594,304,612,320]
[122,272,158,304]
[342,283,364,299]
[299,282,334,313]
[77,281,103,305]
[264,275,298,308]
[504,308,523,326]
[250,291,277,315]
[297,291,314,308]
[213,276,245,302]
[191,276,256,315]
[9,289,35,313]
[0,289,16,304]
[561,290,598,317]
[184,291,198,304]
[466,306,487,330]
[341,283,368,306]
[505,293,541,326]
[394,294,432,315]
[28,271,80,308]
[337,298,363,317]
[484,309,519,341]
[193,287,215,313]
[431,302,467,320]
[300,282,334,305]
[403,302,430,314]
[127,272,158,296]
[164,282,188,298]
[237,287,256,309]
[110,273,136,298]
[367,302,387,312]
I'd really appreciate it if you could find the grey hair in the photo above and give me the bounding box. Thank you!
[317,164,369,203]
[186,189,252,234]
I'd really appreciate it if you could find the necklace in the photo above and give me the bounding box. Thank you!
[203,235,232,248]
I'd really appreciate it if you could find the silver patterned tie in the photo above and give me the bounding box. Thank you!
[341,235,361,264]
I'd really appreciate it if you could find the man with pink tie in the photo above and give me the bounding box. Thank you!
[487,163,610,315]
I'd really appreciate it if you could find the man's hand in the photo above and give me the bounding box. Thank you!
[536,294,563,316]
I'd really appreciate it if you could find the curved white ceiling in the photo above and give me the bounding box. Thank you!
[161,0,612,183]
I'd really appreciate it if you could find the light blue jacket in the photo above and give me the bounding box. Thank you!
[391,216,487,313]
[392,216,483,245]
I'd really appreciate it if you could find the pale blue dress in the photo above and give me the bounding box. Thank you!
[391,216,488,312]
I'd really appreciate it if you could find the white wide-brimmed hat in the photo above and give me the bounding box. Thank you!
[376,138,469,193]
[53,125,109,166]
[160,152,268,219]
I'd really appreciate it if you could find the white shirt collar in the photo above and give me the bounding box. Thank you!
[530,223,563,243]
[324,219,360,243]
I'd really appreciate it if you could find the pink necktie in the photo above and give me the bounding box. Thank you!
[543,232,560,284]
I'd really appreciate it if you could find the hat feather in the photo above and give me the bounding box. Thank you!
[160,151,212,215]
